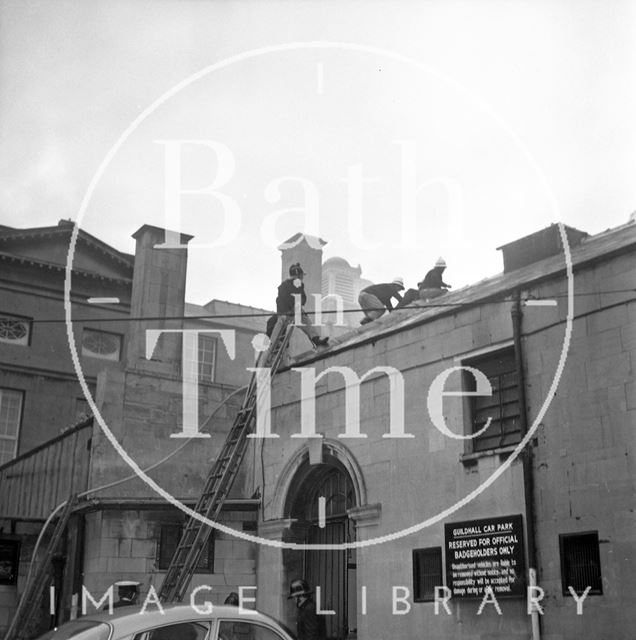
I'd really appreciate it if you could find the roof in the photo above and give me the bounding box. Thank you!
[185,299,272,332]
[294,220,636,363]
[277,232,327,251]
[0,220,134,268]
[0,250,133,285]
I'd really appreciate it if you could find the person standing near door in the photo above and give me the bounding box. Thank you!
[288,579,326,640]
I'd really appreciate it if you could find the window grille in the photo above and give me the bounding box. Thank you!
[0,314,31,346]
[413,547,443,602]
[464,348,521,451]
[559,532,603,595]
[81,329,122,361]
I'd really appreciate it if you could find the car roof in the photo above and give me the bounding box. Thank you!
[82,603,284,629]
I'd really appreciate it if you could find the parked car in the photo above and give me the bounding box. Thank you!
[36,604,296,640]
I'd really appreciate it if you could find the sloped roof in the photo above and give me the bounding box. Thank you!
[293,221,636,364]
[0,220,134,268]
[0,250,133,284]
[185,299,272,332]
[277,232,327,251]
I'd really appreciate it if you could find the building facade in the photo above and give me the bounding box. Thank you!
[0,222,269,634]
[1,219,634,639]
[249,222,636,640]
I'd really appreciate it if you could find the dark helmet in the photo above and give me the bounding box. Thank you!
[289,263,305,277]
[287,578,312,599]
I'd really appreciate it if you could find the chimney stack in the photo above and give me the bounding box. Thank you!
[127,225,193,372]
[496,224,589,273]
[278,233,327,313]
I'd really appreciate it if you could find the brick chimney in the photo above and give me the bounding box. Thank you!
[127,225,193,372]
[278,233,327,313]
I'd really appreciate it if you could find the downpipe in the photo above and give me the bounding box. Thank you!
[511,291,541,640]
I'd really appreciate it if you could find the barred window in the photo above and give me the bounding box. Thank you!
[560,532,603,596]
[157,524,214,572]
[413,547,443,602]
[81,329,122,361]
[464,348,521,452]
[0,314,31,346]
[0,389,23,465]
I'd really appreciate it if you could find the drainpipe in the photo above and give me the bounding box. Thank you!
[511,291,541,640]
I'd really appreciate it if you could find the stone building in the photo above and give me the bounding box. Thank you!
[248,221,636,640]
[0,218,634,640]
[0,222,269,634]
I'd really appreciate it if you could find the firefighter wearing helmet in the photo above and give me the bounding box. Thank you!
[288,579,326,640]
[266,263,328,347]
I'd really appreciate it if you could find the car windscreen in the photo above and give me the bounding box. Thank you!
[37,620,111,640]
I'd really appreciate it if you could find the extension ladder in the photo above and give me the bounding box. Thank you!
[5,496,78,640]
[158,317,292,603]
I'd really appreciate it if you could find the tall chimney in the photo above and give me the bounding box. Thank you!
[278,233,327,313]
[127,225,193,372]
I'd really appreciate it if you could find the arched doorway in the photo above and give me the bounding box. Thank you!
[285,459,357,640]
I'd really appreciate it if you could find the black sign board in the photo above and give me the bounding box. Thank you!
[444,514,525,598]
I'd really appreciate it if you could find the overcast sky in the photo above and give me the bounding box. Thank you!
[1,0,635,311]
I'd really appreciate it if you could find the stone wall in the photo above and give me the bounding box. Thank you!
[253,247,636,639]
[80,507,257,615]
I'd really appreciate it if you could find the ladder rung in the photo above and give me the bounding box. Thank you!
[158,318,293,604]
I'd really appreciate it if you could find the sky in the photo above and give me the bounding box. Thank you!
[1,0,635,310]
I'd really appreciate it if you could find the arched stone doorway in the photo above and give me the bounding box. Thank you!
[284,455,358,640]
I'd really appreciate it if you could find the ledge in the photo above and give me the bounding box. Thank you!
[347,503,382,528]
[460,444,520,466]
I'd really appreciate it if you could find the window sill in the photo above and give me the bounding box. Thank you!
[460,444,519,466]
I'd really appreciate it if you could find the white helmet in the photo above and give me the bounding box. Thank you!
[392,277,404,288]
[435,257,447,268]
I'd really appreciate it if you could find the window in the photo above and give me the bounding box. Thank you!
[81,329,122,361]
[198,335,217,383]
[134,622,210,640]
[38,620,110,640]
[413,547,443,602]
[157,524,214,572]
[218,621,288,640]
[0,389,23,465]
[464,348,521,452]
[559,532,603,596]
[0,314,31,346]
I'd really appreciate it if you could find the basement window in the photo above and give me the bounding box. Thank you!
[413,547,443,602]
[559,532,603,596]
[464,348,521,452]
[157,524,215,572]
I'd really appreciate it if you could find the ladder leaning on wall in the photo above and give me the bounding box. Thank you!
[158,316,293,603]
[5,496,78,640]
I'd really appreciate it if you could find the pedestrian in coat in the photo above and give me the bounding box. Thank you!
[288,579,326,640]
